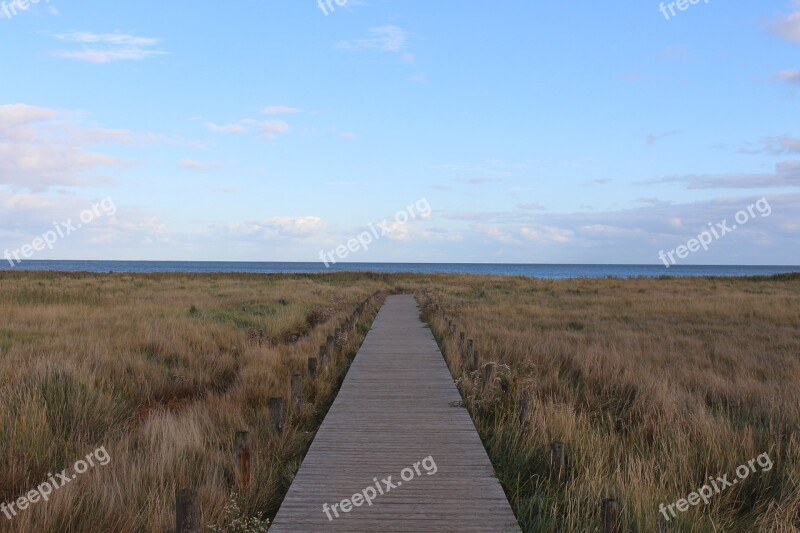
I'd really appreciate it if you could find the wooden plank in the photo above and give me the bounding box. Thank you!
[270,295,521,532]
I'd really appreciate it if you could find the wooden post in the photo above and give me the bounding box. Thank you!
[482,362,495,391]
[269,397,284,435]
[467,339,474,368]
[308,357,318,380]
[550,441,566,480]
[326,335,335,357]
[459,331,465,346]
[176,488,200,533]
[291,373,303,410]
[470,347,480,373]
[518,390,530,427]
[601,498,622,533]
[234,431,253,488]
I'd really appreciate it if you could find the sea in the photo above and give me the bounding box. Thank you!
[1,261,798,279]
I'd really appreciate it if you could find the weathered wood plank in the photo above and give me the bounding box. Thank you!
[270,295,520,532]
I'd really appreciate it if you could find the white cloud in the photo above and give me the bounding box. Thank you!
[437,194,800,264]
[520,225,573,243]
[579,224,642,238]
[257,120,290,140]
[51,32,166,63]
[739,135,800,155]
[204,122,247,134]
[221,216,326,240]
[54,32,159,47]
[377,220,459,243]
[0,104,135,191]
[338,26,409,53]
[336,130,358,141]
[205,119,289,140]
[651,160,800,189]
[0,104,56,130]
[264,216,325,236]
[0,191,170,251]
[179,159,224,170]
[777,69,800,85]
[473,225,523,245]
[518,202,546,211]
[771,6,800,45]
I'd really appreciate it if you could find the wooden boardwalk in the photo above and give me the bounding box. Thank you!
[271,294,520,532]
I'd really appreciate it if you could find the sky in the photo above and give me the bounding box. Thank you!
[0,0,799,266]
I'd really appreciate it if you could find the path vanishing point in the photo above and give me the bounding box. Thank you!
[271,294,521,532]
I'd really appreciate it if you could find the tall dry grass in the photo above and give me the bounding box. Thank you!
[420,274,800,532]
[0,271,388,532]
[2,272,798,532]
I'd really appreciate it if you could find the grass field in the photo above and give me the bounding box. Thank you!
[0,272,798,532]
[0,272,386,532]
[420,274,800,532]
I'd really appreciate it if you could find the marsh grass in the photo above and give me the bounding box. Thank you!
[421,274,800,532]
[1,272,798,532]
[0,272,386,532]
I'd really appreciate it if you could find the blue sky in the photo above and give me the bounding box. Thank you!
[0,0,798,265]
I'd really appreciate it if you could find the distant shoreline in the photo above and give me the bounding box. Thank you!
[1,260,799,279]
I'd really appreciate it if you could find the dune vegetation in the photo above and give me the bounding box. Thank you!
[0,271,386,532]
[417,273,800,532]
[0,271,798,532]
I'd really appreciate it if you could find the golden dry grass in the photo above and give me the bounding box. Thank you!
[0,271,387,532]
[419,273,800,532]
[1,272,798,532]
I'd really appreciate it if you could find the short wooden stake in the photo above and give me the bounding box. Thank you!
[234,431,253,488]
[467,339,474,368]
[327,335,336,357]
[470,347,480,372]
[459,331,465,346]
[291,373,303,410]
[176,488,200,533]
[482,362,495,390]
[308,357,318,380]
[268,397,284,435]
[601,498,622,533]
[550,441,566,480]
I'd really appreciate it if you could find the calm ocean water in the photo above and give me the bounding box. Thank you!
[1,261,798,278]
